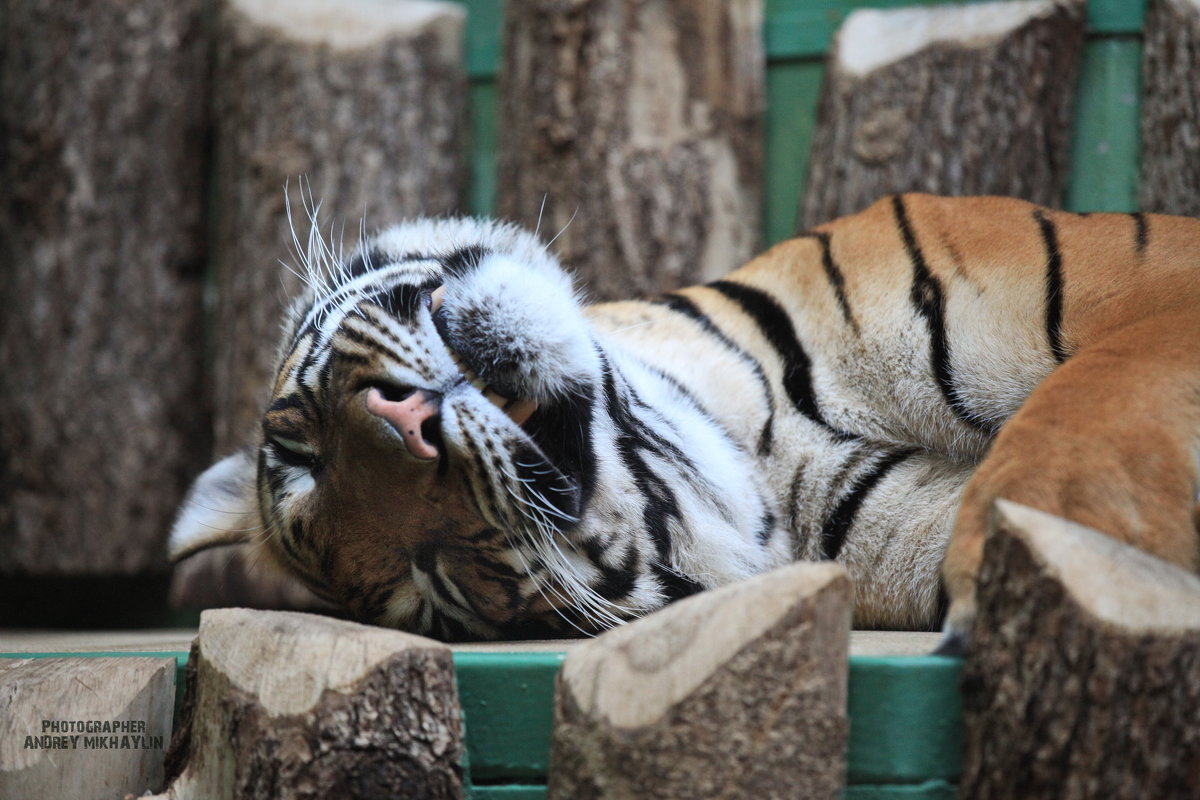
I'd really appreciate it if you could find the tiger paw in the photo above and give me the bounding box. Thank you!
[433,252,599,402]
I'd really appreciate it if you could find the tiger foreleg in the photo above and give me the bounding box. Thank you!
[941,309,1200,653]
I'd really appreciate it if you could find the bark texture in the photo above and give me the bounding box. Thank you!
[151,608,464,800]
[498,0,763,300]
[0,0,210,574]
[960,500,1200,800]
[549,563,851,800]
[1140,0,1200,216]
[211,0,467,455]
[0,657,177,799]
[800,0,1085,230]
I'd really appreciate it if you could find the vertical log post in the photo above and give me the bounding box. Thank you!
[498,0,764,300]
[800,0,1085,230]
[211,0,467,456]
[1140,0,1200,216]
[960,500,1200,799]
[0,1,210,575]
[0,657,177,799]
[152,608,464,800]
[549,563,852,800]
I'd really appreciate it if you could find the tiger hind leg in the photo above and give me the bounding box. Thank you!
[940,308,1200,653]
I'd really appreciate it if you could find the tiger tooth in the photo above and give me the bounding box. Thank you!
[483,388,510,409]
[470,376,487,391]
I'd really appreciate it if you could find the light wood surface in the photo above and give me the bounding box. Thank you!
[1,628,941,657]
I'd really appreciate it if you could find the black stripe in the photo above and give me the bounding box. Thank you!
[819,449,914,560]
[655,293,777,454]
[707,279,849,438]
[1131,212,1149,255]
[1033,210,1068,364]
[362,275,440,320]
[811,232,859,333]
[652,564,704,602]
[441,245,491,279]
[892,195,990,433]
[600,357,683,562]
[345,247,390,278]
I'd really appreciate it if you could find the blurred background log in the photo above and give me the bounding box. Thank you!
[800,0,1085,230]
[210,0,467,456]
[0,0,210,575]
[498,0,764,300]
[1139,0,1200,216]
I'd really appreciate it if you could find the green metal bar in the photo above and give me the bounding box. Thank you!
[468,80,499,217]
[1064,36,1143,212]
[764,58,825,245]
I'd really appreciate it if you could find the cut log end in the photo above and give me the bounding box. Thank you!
[960,500,1200,799]
[550,562,852,800]
[157,608,464,800]
[228,0,465,52]
[835,0,1078,77]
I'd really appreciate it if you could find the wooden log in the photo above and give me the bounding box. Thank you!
[1139,0,1200,216]
[549,562,851,800]
[497,0,764,300]
[152,608,463,800]
[800,0,1085,230]
[0,656,176,799]
[0,0,210,574]
[210,0,467,455]
[959,500,1200,799]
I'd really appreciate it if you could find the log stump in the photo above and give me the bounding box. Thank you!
[0,0,210,574]
[960,500,1200,799]
[0,656,177,799]
[498,0,764,299]
[210,0,467,456]
[1140,0,1200,216]
[549,562,852,800]
[800,0,1085,230]
[152,608,464,800]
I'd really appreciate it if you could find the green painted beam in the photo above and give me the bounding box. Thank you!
[1064,36,1143,212]
[764,59,825,245]
[846,656,963,784]
[454,651,565,781]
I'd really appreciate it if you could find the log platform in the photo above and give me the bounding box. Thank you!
[1,623,957,799]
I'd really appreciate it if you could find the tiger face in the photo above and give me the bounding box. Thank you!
[171,218,787,639]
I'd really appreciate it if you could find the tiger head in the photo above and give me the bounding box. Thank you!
[171,219,663,639]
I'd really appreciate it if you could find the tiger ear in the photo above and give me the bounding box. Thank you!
[168,450,263,562]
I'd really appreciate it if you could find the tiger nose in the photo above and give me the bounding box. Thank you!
[365,387,442,460]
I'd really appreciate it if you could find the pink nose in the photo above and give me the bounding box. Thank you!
[365,387,442,460]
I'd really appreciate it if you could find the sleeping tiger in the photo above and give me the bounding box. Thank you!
[169,194,1200,651]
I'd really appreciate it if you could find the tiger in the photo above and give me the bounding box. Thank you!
[169,193,1200,651]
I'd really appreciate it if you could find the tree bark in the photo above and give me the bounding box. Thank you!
[549,562,851,800]
[959,500,1200,800]
[0,656,177,799]
[800,0,1085,230]
[0,0,210,574]
[152,608,464,800]
[211,0,467,455]
[1139,0,1200,216]
[498,0,763,300]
